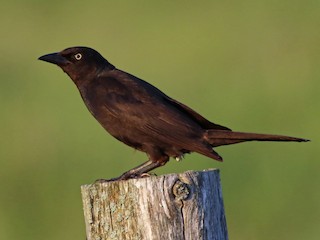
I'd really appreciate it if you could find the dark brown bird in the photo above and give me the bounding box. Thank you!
[38,47,309,180]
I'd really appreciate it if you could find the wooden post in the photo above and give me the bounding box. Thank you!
[81,168,228,240]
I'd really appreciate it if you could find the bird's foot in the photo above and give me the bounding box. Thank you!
[94,172,156,183]
[93,159,163,183]
[140,172,157,178]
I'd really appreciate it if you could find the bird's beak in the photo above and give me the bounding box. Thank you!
[38,52,70,66]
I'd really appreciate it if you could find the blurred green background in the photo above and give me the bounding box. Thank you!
[1,1,319,239]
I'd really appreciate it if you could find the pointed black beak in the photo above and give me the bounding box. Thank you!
[38,52,70,66]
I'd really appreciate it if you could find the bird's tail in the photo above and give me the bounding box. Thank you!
[205,130,309,147]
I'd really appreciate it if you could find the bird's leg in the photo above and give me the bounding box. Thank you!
[115,160,163,180]
[95,159,164,183]
[114,150,170,181]
[95,150,170,183]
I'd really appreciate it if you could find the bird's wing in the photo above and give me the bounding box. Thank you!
[98,74,208,148]
[108,70,231,131]
[164,97,231,131]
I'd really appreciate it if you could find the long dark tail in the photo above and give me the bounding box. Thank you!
[205,130,309,147]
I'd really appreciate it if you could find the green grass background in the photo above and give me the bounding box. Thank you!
[1,1,319,239]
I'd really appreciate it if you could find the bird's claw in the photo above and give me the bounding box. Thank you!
[94,171,157,183]
[140,172,157,178]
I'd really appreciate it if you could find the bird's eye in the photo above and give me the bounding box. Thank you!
[74,53,82,60]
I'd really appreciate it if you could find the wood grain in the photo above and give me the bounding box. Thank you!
[81,169,228,240]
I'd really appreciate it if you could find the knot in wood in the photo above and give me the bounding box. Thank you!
[172,180,190,201]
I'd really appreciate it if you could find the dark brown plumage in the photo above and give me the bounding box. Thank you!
[38,46,309,180]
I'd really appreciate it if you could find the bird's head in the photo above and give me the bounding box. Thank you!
[38,46,114,83]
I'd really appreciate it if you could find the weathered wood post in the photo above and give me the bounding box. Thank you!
[81,168,228,240]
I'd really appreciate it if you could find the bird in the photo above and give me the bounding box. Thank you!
[38,46,309,181]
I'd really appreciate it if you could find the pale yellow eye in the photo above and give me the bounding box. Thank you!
[75,53,82,60]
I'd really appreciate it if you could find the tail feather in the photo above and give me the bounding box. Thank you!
[205,130,309,147]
